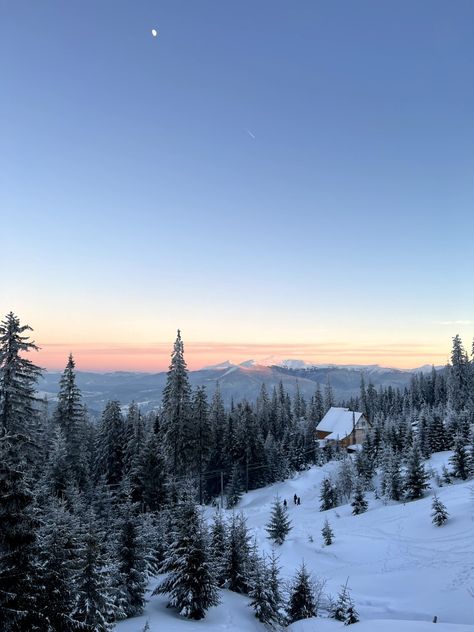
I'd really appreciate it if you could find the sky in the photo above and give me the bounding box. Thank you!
[1,0,473,372]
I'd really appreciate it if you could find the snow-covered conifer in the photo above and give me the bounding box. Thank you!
[266,495,292,545]
[226,463,243,509]
[351,480,368,515]
[161,330,193,475]
[330,579,358,624]
[248,556,280,626]
[450,434,471,480]
[404,443,429,500]
[154,496,219,619]
[322,518,334,545]
[0,312,43,438]
[320,477,338,511]
[287,561,316,623]
[222,512,252,594]
[74,511,119,631]
[431,494,449,526]
[115,500,148,618]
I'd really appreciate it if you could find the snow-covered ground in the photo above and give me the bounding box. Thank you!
[116,451,474,631]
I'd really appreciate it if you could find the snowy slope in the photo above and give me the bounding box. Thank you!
[115,588,263,632]
[116,452,474,631]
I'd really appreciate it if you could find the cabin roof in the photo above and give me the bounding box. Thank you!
[316,407,364,441]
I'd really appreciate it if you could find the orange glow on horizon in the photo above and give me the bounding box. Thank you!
[34,340,451,372]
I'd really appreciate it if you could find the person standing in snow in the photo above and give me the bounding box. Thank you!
[293,494,297,504]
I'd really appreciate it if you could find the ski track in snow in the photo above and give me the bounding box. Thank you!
[115,451,474,631]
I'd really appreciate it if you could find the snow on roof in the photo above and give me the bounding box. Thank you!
[316,407,364,440]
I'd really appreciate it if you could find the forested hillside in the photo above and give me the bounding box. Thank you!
[1,311,473,630]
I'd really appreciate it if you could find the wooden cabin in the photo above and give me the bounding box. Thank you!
[316,407,370,449]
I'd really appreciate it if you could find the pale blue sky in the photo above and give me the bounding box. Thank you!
[1,1,473,369]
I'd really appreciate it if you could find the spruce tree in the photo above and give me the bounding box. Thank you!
[154,505,219,620]
[0,312,43,437]
[36,499,82,631]
[133,432,167,511]
[268,548,283,622]
[54,354,86,487]
[210,511,227,587]
[161,330,193,475]
[192,386,211,504]
[222,512,252,594]
[266,496,292,545]
[0,435,42,631]
[431,494,448,526]
[351,480,368,515]
[320,477,338,511]
[448,334,470,412]
[382,448,403,501]
[74,512,119,631]
[96,400,125,486]
[206,384,227,497]
[322,518,334,545]
[226,463,243,509]
[404,444,429,501]
[115,501,148,618]
[123,403,145,480]
[450,434,471,480]
[154,499,219,619]
[330,579,358,624]
[248,556,280,626]
[287,562,316,623]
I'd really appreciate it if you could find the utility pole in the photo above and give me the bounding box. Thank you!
[245,454,249,493]
[220,471,224,509]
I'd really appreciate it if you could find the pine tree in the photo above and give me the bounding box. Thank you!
[222,512,252,594]
[36,499,82,631]
[96,400,125,486]
[0,435,42,631]
[322,518,334,545]
[320,477,338,511]
[210,511,227,586]
[0,312,43,438]
[448,334,470,412]
[226,463,243,509]
[192,386,211,504]
[287,562,316,623]
[54,354,86,487]
[154,499,219,619]
[42,426,70,498]
[248,556,280,626]
[115,501,148,618]
[206,384,227,497]
[381,448,403,501]
[404,443,430,501]
[74,513,119,631]
[266,496,292,545]
[235,402,266,491]
[268,548,283,622]
[161,330,193,475]
[133,432,167,511]
[330,579,358,624]
[351,480,368,515]
[450,434,471,480]
[123,402,145,479]
[431,494,448,526]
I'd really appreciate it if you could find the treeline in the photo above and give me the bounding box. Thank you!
[1,311,473,630]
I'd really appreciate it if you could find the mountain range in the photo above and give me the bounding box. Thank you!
[37,360,437,415]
